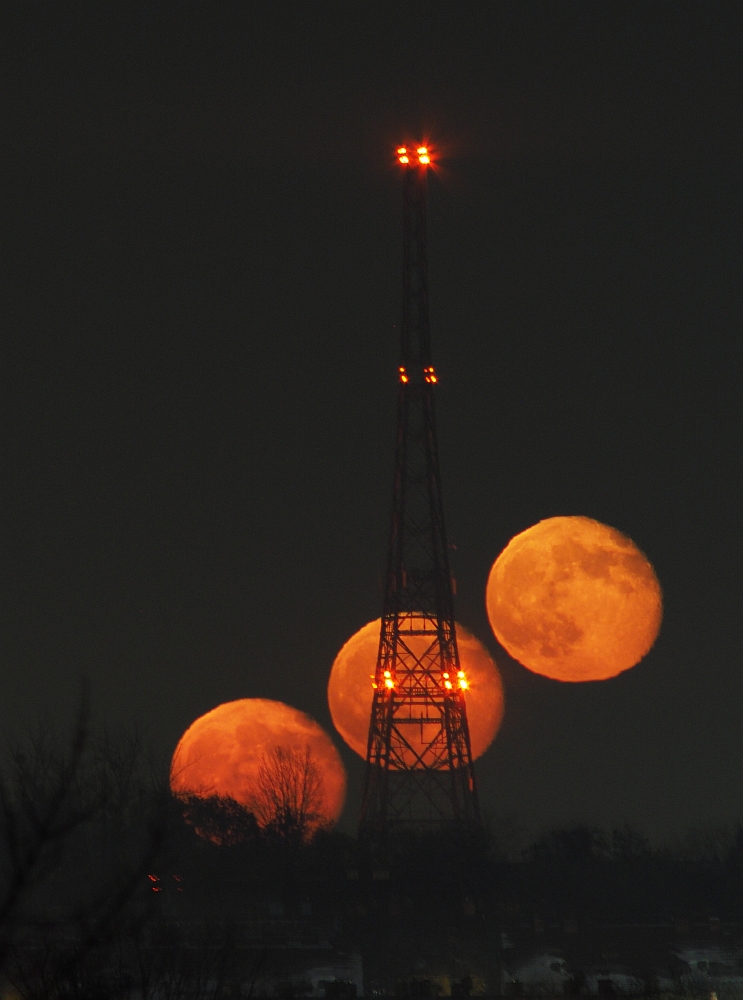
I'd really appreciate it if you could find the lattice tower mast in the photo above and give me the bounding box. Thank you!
[359,146,481,837]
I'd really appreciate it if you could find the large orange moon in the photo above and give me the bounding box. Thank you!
[327,619,504,761]
[170,699,346,828]
[486,516,662,682]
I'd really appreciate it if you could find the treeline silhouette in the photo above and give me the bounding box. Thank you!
[2,709,743,997]
[504,823,743,925]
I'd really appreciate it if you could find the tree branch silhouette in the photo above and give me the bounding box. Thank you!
[250,745,326,845]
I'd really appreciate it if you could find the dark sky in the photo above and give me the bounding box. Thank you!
[2,4,740,840]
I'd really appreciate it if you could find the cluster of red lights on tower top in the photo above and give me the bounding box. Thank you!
[398,365,438,384]
[397,145,431,166]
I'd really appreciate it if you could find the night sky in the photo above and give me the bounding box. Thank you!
[2,5,740,841]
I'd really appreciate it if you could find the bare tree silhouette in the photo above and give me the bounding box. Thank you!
[0,699,92,972]
[0,696,167,994]
[249,745,326,845]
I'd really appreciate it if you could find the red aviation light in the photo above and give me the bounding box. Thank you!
[397,144,432,166]
[399,365,409,383]
[423,366,438,384]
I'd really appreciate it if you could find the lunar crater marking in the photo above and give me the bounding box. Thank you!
[486,516,662,682]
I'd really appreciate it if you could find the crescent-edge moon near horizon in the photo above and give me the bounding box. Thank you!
[486,516,662,682]
[169,699,347,831]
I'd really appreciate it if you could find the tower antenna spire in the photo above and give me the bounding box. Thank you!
[359,146,481,839]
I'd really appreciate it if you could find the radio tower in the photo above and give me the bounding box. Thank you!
[359,145,481,839]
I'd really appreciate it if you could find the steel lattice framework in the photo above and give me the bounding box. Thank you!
[359,149,481,838]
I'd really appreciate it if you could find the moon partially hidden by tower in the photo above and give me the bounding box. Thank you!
[328,619,504,761]
[170,699,347,828]
[486,516,662,682]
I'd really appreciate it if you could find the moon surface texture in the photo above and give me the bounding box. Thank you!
[486,516,662,682]
[170,699,346,826]
[328,619,504,761]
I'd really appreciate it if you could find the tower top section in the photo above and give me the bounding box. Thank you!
[397,145,432,370]
[396,144,432,167]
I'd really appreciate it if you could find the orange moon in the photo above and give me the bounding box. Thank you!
[486,516,662,682]
[327,619,504,761]
[170,699,346,827]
